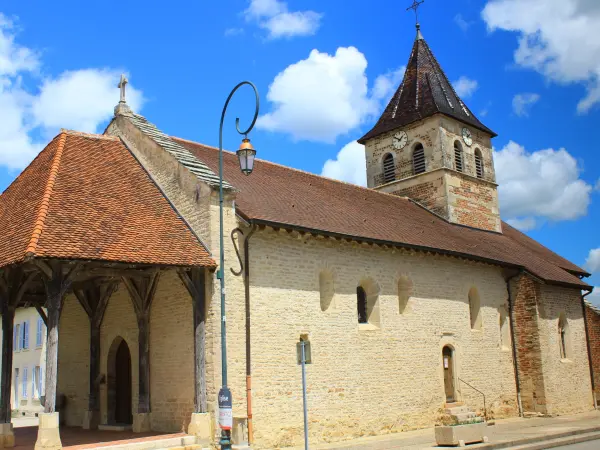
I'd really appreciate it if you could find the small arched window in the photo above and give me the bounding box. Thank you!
[357,279,381,327]
[454,141,463,172]
[474,149,484,179]
[499,306,510,350]
[357,286,368,324]
[382,153,395,183]
[319,270,334,312]
[412,144,426,175]
[469,287,482,330]
[559,313,568,359]
[398,275,413,314]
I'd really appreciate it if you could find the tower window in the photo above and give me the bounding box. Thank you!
[412,144,426,175]
[382,153,395,183]
[357,286,368,324]
[454,141,463,172]
[475,149,484,179]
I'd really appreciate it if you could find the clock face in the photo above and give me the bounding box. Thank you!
[393,131,408,150]
[462,127,473,147]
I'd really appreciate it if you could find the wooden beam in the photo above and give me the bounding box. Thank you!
[32,260,53,279]
[35,304,48,327]
[122,272,161,415]
[178,268,207,413]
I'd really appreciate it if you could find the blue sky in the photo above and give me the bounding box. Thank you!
[1,0,599,301]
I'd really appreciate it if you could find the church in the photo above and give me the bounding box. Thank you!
[0,20,596,450]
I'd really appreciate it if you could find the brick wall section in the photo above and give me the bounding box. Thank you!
[585,304,600,402]
[447,175,500,232]
[510,274,547,413]
[247,228,517,448]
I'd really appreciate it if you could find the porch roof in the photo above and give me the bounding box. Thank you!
[0,131,216,270]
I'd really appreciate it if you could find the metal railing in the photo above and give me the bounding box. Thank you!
[459,378,487,421]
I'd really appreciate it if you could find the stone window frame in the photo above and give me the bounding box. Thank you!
[382,153,396,184]
[357,277,381,330]
[412,142,426,175]
[558,312,571,361]
[468,286,482,331]
[318,269,335,312]
[397,274,413,314]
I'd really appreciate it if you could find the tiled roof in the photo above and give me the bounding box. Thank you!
[175,137,589,289]
[0,131,216,269]
[124,112,231,189]
[359,29,496,143]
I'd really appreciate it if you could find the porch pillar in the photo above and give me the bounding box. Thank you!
[0,268,37,448]
[35,261,80,450]
[74,283,115,429]
[122,273,160,433]
[178,268,211,442]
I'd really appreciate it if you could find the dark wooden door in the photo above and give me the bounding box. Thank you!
[115,340,132,424]
[443,346,455,403]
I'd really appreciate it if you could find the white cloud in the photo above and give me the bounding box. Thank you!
[512,93,540,117]
[495,141,594,229]
[244,0,322,39]
[0,13,144,171]
[258,47,400,143]
[321,141,367,186]
[586,248,600,274]
[452,76,478,98]
[454,14,473,32]
[482,0,600,113]
[224,28,244,37]
[588,288,600,308]
[506,217,537,231]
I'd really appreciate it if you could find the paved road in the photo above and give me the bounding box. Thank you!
[551,440,600,449]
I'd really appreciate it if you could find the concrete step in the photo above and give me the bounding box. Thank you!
[86,435,197,450]
[444,406,472,415]
[498,430,600,449]
[452,412,478,422]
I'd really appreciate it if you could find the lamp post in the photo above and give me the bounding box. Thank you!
[217,81,260,450]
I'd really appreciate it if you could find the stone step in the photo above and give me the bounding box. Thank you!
[444,406,471,415]
[86,435,197,450]
[452,412,478,422]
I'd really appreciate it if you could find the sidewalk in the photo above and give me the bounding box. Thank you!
[288,410,600,449]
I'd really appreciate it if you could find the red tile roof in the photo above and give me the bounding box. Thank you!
[175,137,589,289]
[0,131,215,269]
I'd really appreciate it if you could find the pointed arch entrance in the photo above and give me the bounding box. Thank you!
[107,336,133,425]
[442,345,456,403]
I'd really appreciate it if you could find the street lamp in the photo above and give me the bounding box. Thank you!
[217,81,260,450]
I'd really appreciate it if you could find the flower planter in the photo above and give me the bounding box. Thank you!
[434,422,488,447]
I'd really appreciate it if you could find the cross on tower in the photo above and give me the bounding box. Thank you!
[118,74,128,104]
[406,0,425,25]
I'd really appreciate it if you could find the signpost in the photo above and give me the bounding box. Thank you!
[297,337,312,450]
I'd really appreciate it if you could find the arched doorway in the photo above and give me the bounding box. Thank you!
[107,337,132,425]
[442,346,456,403]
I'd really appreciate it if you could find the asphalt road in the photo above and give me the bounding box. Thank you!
[551,440,600,449]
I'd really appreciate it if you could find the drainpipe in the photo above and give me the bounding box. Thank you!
[243,225,257,443]
[581,289,597,409]
[506,271,524,417]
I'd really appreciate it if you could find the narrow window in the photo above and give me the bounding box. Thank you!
[469,287,482,330]
[412,144,426,175]
[398,275,413,314]
[319,270,334,312]
[454,141,463,172]
[15,324,20,351]
[475,149,484,179]
[13,326,17,351]
[23,321,29,350]
[22,367,28,398]
[559,313,568,359]
[383,153,396,183]
[35,366,42,398]
[499,306,510,350]
[36,318,44,347]
[357,286,368,324]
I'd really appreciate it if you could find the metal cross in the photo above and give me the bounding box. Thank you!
[406,0,425,24]
[118,74,128,103]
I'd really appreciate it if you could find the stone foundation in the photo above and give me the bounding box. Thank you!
[132,413,151,433]
[0,423,15,448]
[34,413,62,450]
[188,413,213,445]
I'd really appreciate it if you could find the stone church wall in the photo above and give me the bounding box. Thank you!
[245,228,517,448]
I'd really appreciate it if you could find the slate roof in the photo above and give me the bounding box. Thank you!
[125,112,232,189]
[359,27,496,144]
[175,137,590,289]
[0,131,216,269]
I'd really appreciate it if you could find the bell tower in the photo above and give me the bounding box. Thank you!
[358,24,502,233]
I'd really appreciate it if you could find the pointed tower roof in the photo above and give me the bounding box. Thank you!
[359,26,496,143]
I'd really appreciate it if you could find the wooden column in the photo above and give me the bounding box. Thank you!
[74,283,116,414]
[38,261,80,413]
[178,268,207,413]
[0,268,36,423]
[123,273,160,415]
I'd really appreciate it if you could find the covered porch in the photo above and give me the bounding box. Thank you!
[0,131,217,449]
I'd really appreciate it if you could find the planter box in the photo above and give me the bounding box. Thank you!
[435,422,488,447]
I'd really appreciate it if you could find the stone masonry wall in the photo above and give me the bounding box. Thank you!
[537,285,593,415]
[585,304,600,403]
[246,228,517,448]
[58,294,90,426]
